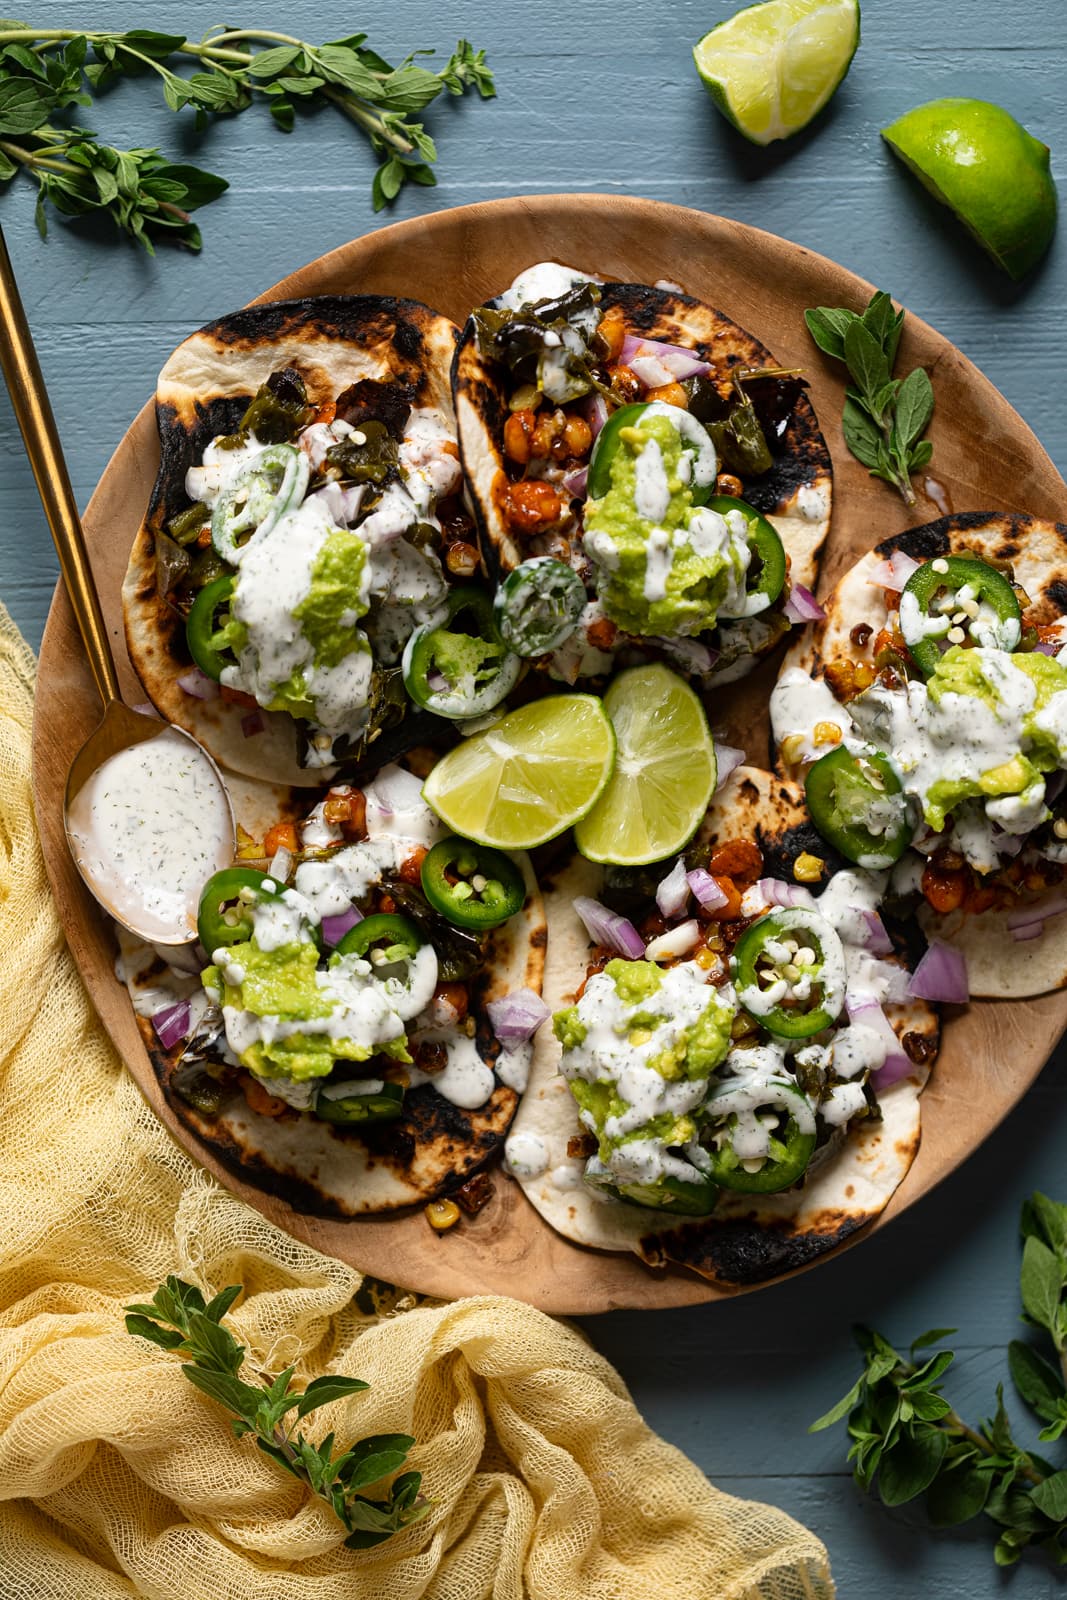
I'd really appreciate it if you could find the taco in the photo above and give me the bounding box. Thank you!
[452,261,833,687]
[123,295,471,788]
[117,760,547,1216]
[770,512,1067,999]
[504,766,937,1288]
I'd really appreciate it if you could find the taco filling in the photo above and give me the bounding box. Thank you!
[453,261,833,687]
[165,371,463,769]
[117,761,546,1215]
[772,543,1067,929]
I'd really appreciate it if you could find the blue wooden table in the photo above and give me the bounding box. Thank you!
[3,2,1066,1591]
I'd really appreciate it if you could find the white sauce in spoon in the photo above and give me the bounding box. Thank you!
[67,727,233,942]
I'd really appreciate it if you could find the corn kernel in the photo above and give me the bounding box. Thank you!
[781,734,807,766]
[425,1199,461,1232]
[694,946,719,970]
[814,721,842,747]
[853,663,875,690]
[794,853,825,884]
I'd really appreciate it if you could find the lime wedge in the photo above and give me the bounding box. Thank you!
[422,694,615,849]
[694,0,860,146]
[574,664,717,866]
[883,99,1057,281]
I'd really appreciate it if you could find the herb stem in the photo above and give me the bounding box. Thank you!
[320,85,414,155]
[0,138,79,177]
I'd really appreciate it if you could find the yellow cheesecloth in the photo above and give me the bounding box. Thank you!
[0,607,833,1599]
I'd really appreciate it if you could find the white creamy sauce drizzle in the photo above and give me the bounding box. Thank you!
[504,1129,549,1179]
[407,1029,496,1110]
[185,433,264,509]
[68,728,232,941]
[498,260,597,311]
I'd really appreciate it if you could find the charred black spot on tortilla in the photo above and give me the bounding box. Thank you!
[757,816,848,883]
[639,1210,867,1284]
[1047,580,1067,612]
[877,520,952,561]
[743,398,830,515]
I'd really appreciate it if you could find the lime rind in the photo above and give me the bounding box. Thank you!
[882,99,1057,281]
[574,664,718,866]
[694,0,861,147]
[421,693,616,850]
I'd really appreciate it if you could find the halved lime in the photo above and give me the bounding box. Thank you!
[422,694,615,849]
[574,664,717,866]
[883,99,1057,281]
[694,0,860,147]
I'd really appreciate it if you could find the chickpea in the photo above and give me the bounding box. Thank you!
[561,414,593,459]
[606,362,642,403]
[531,409,565,459]
[503,409,536,465]
[597,304,627,362]
[716,473,744,498]
[646,381,689,409]
[586,616,618,651]
[445,541,481,577]
[502,479,563,534]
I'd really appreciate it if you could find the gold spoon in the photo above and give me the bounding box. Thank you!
[0,225,235,944]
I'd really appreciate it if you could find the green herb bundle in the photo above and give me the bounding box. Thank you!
[125,1276,429,1549]
[804,290,934,506]
[811,1191,1067,1567]
[0,24,495,250]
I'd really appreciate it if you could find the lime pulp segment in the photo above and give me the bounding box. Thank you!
[421,693,616,850]
[694,0,861,146]
[574,663,717,866]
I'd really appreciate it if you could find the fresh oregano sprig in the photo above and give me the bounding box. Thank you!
[804,290,934,507]
[810,1191,1067,1568]
[0,25,496,248]
[125,1275,429,1550]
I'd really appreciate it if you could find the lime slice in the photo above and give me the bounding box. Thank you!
[422,694,615,849]
[883,99,1057,281]
[694,0,860,146]
[574,664,717,866]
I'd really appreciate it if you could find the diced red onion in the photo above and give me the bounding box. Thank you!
[860,909,894,956]
[645,920,700,961]
[152,1000,192,1051]
[629,353,676,390]
[754,877,815,909]
[562,466,588,498]
[846,994,913,1088]
[906,939,969,1004]
[1008,893,1067,940]
[582,392,609,439]
[573,896,645,959]
[686,868,728,910]
[241,710,265,738]
[177,668,220,702]
[656,857,690,918]
[487,987,551,1042]
[321,905,363,947]
[783,584,826,624]
[1011,922,1044,942]
[619,333,710,380]
[713,743,745,791]
[312,481,365,525]
[868,550,922,590]
[268,845,292,883]
[1035,640,1063,657]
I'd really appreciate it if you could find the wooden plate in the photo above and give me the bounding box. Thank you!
[32,195,1067,1314]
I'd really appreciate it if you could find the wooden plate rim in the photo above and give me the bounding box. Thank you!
[31,194,1067,1314]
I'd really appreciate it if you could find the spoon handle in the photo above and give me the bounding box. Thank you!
[0,225,119,706]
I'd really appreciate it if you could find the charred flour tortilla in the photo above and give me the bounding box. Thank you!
[775,512,1067,999]
[453,277,832,681]
[508,767,937,1288]
[116,766,547,1217]
[123,295,459,788]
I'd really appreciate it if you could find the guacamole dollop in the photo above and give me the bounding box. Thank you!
[553,957,735,1176]
[204,937,410,1083]
[922,646,1067,828]
[582,414,749,637]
